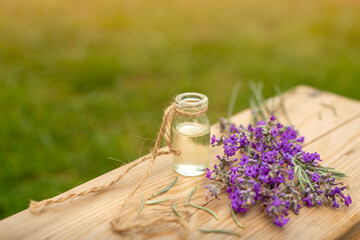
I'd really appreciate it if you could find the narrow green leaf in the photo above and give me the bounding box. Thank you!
[292,166,299,187]
[305,166,346,177]
[301,168,314,191]
[297,171,305,192]
[328,170,346,176]
[321,166,336,170]
[332,175,348,179]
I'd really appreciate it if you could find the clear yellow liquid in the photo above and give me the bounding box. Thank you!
[172,122,210,176]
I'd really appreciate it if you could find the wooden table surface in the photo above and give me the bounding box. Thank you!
[1,85,360,240]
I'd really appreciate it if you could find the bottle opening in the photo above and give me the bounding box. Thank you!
[175,93,208,109]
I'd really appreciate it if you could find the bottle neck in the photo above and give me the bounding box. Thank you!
[175,93,208,114]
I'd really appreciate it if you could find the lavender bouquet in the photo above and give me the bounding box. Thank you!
[206,115,352,227]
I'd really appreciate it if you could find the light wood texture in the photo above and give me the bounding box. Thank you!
[0,85,360,240]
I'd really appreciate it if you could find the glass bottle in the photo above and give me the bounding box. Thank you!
[172,93,211,176]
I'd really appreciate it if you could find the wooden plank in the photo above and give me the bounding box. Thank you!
[0,85,359,240]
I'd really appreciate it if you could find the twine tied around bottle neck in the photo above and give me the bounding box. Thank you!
[29,102,208,234]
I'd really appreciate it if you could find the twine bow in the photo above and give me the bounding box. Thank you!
[30,102,208,235]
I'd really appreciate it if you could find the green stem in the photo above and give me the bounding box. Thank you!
[146,198,169,205]
[249,82,266,120]
[320,102,337,116]
[199,229,240,237]
[189,203,219,220]
[258,82,272,115]
[173,203,182,218]
[229,204,244,228]
[227,82,242,129]
[275,85,292,125]
[137,195,145,215]
[249,98,259,125]
[151,176,178,198]
[185,186,198,205]
[248,109,259,126]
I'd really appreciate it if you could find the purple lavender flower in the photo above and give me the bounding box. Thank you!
[239,136,250,148]
[211,135,217,145]
[206,115,351,228]
[258,120,267,125]
[254,126,264,139]
[244,164,259,178]
[282,126,297,140]
[206,168,213,179]
[311,173,320,182]
[223,144,239,157]
[240,154,249,165]
[302,152,322,164]
[302,194,313,207]
[287,168,294,180]
[344,194,352,207]
[273,215,290,227]
[273,198,282,206]
[229,124,240,133]
[271,127,279,137]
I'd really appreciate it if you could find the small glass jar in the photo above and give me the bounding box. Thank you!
[172,93,211,176]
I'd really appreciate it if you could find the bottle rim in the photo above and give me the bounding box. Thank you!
[175,92,208,109]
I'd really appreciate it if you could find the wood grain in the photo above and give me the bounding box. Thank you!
[0,85,359,240]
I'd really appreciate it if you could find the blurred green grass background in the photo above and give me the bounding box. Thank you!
[0,0,360,219]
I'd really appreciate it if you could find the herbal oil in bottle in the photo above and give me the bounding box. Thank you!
[172,93,210,176]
